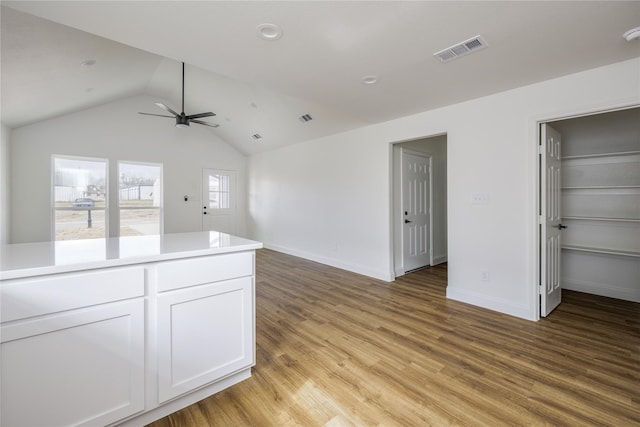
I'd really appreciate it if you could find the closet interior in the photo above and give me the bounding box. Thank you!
[552,107,639,303]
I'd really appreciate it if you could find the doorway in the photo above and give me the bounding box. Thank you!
[536,106,640,317]
[392,135,448,278]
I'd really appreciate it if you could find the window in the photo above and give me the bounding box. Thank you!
[202,169,237,234]
[119,161,162,236]
[207,173,231,209]
[53,156,107,240]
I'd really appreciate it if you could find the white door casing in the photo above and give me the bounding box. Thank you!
[202,169,237,235]
[540,124,563,316]
[402,150,431,272]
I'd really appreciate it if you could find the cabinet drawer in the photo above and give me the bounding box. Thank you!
[1,267,144,323]
[156,251,254,292]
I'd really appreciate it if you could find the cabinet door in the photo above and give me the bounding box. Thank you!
[157,276,255,402]
[1,299,145,427]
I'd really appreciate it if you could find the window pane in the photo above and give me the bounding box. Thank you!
[119,163,161,208]
[221,192,229,209]
[55,209,106,241]
[209,191,220,209]
[54,157,107,241]
[120,209,160,236]
[119,162,162,236]
[207,173,230,209]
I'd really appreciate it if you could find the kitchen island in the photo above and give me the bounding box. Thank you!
[0,231,262,426]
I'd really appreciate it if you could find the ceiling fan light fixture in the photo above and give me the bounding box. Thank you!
[139,62,219,129]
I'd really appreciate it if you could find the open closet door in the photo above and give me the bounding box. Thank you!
[540,124,564,316]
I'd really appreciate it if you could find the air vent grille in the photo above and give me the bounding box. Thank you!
[434,35,488,63]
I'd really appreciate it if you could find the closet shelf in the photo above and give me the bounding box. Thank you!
[562,150,640,160]
[562,245,640,258]
[561,185,640,190]
[562,216,640,223]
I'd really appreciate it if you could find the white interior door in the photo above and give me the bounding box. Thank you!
[202,169,237,235]
[540,124,564,316]
[402,150,431,272]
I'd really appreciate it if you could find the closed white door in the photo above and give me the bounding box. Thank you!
[402,150,431,272]
[540,124,564,316]
[202,169,237,234]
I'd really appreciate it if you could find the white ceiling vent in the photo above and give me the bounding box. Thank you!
[433,35,488,63]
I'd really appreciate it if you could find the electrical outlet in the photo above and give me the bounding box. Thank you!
[480,269,490,282]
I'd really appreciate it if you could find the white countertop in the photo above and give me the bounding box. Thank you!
[0,231,263,280]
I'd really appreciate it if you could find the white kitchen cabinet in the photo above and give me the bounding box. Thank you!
[1,231,262,427]
[157,276,255,402]
[1,269,145,427]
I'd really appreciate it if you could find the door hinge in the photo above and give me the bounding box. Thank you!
[539,284,544,295]
[538,145,544,155]
[539,215,544,224]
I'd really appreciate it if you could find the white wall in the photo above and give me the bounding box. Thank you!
[10,95,247,243]
[248,58,640,320]
[392,135,448,276]
[1,123,11,244]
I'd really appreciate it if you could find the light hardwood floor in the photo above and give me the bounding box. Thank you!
[148,249,640,426]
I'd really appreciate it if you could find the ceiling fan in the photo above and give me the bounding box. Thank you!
[139,62,219,129]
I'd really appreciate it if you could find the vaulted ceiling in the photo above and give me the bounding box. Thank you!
[2,1,639,155]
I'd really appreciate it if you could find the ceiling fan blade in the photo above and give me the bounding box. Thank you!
[187,111,216,120]
[191,119,220,128]
[138,112,175,118]
[154,102,180,117]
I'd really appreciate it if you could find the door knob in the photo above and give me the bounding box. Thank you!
[405,219,412,224]
[557,224,567,230]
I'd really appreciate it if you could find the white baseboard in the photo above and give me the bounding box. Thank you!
[264,243,394,282]
[446,287,534,321]
[562,278,640,303]
[432,254,448,265]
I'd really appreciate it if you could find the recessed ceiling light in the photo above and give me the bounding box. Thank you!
[80,59,96,68]
[256,23,283,41]
[361,75,378,85]
[623,27,640,42]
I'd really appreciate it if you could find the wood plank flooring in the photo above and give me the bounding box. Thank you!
[148,249,640,426]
